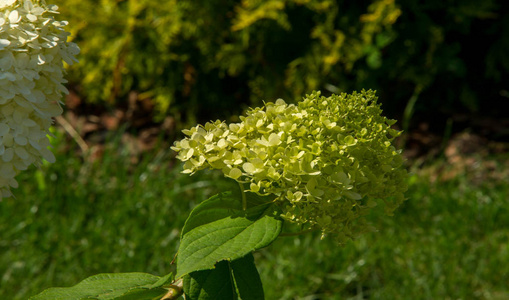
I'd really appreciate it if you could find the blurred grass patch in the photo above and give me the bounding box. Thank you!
[0,134,233,299]
[259,170,509,299]
[1,136,509,299]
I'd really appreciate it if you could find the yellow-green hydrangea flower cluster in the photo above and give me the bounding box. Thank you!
[172,90,407,242]
[0,0,79,199]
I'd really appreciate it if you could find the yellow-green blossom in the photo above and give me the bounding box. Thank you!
[0,0,79,199]
[172,90,408,242]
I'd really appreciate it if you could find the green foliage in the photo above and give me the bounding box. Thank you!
[54,0,507,125]
[2,139,509,299]
[227,254,265,300]
[0,132,230,299]
[176,191,282,278]
[184,260,238,300]
[29,273,172,300]
[183,253,264,300]
[28,182,280,300]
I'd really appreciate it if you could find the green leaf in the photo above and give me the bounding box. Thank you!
[29,272,172,300]
[366,49,382,69]
[231,254,264,300]
[183,260,237,300]
[107,288,168,300]
[176,191,282,278]
[183,253,264,300]
[180,190,275,237]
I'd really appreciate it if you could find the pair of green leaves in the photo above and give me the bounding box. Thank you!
[30,191,283,300]
[179,191,282,300]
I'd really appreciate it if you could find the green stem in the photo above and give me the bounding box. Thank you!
[400,84,423,149]
[160,279,183,300]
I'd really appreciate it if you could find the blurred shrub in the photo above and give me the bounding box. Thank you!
[56,0,508,128]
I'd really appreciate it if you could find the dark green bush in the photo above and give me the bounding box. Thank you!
[57,0,508,129]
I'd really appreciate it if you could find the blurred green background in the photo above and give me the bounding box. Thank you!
[1,0,509,299]
[56,0,509,129]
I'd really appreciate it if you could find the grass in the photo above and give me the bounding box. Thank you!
[0,134,232,299]
[1,134,508,299]
[259,172,509,299]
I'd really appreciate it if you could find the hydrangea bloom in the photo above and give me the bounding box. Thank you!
[172,90,408,242]
[0,0,79,199]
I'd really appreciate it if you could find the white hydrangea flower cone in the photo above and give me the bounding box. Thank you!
[173,90,408,242]
[0,0,79,199]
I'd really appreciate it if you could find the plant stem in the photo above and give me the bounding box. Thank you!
[160,278,183,300]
